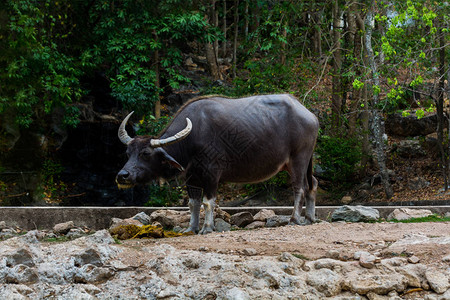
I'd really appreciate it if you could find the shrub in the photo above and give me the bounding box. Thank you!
[316,135,363,184]
[145,183,183,207]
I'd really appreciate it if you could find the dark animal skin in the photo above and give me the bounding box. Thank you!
[116,94,319,234]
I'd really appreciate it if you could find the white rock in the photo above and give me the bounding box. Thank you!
[226,287,250,300]
[425,269,450,294]
[344,274,408,295]
[53,221,75,234]
[359,252,376,269]
[253,209,276,222]
[242,248,257,256]
[132,212,152,225]
[387,208,433,221]
[306,268,342,296]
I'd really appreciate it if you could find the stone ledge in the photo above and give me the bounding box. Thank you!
[0,206,449,230]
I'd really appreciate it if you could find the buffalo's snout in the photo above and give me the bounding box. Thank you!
[116,169,135,189]
[116,169,130,182]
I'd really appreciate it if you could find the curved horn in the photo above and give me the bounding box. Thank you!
[118,111,134,145]
[150,118,192,148]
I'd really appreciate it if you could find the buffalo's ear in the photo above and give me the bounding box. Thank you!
[156,149,184,171]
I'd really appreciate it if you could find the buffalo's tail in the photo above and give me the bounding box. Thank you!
[307,156,314,191]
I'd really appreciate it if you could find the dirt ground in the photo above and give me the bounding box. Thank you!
[119,221,450,266]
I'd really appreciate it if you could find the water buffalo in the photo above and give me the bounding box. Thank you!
[116,94,319,234]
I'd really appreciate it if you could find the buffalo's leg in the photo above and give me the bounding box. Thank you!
[305,176,318,224]
[287,154,310,225]
[199,196,216,235]
[290,188,305,225]
[183,198,201,234]
[183,185,203,234]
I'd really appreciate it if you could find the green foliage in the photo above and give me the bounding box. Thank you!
[88,1,217,113]
[316,135,363,184]
[233,60,294,95]
[136,115,173,137]
[0,0,219,130]
[352,79,364,90]
[1,0,85,128]
[145,183,182,207]
[40,158,67,204]
[371,0,447,116]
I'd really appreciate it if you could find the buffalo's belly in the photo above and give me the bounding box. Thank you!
[220,158,288,183]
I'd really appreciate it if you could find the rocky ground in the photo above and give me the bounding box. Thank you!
[0,207,449,299]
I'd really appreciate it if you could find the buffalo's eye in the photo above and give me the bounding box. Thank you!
[141,149,152,158]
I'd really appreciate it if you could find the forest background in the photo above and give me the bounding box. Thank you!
[0,0,449,207]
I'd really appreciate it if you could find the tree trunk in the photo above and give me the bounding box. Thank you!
[437,17,448,190]
[232,0,239,79]
[312,12,322,58]
[153,30,161,120]
[348,3,360,138]
[355,11,370,173]
[221,0,227,57]
[214,1,219,60]
[280,20,287,65]
[364,6,393,199]
[205,0,221,80]
[244,0,249,38]
[250,2,260,33]
[331,0,342,131]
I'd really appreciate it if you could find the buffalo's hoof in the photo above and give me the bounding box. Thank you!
[288,219,302,226]
[199,226,214,235]
[182,227,199,234]
[304,217,316,225]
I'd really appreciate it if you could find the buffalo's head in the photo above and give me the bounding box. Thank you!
[116,112,192,189]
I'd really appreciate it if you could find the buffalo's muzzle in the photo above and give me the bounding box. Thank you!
[116,170,135,189]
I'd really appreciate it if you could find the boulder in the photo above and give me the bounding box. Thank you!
[386,113,442,137]
[253,209,276,222]
[425,269,450,294]
[397,264,426,288]
[306,268,342,297]
[359,252,377,269]
[265,215,291,227]
[387,208,433,221]
[214,219,231,232]
[0,221,7,230]
[73,265,114,284]
[4,265,39,284]
[245,221,266,230]
[149,210,191,229]
[66,228,86,239]
[394,140,426,158]
[73,248,103,267]
[343,274,408,295]
[5,248,35,267]
[408,256,420,264]
[215,207,231,223]
[407,177,430,190]
[132,212,151,225]
[331,206,380,222]
[230,212,254,228]
[109,218,143,231]
[53,221,75,235]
